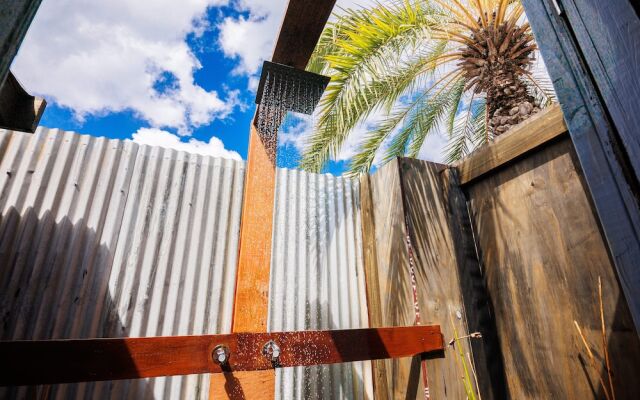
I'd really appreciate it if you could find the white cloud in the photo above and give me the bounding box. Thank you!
[13,0,238,134]
[218,0,378,85]
[217,1,286,78]
[417,132,448,163]
[131,127,241,160]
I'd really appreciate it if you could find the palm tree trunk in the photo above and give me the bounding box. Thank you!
[487,74,540,137]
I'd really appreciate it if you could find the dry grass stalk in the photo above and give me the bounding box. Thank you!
[598,276,616,400]
[467,351,482,400]
[574,320,612,400]
[448,312,478,400]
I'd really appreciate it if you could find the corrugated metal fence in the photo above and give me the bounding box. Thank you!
[269,168,373,400]
[0,128,244,399]
[0,127,372,399]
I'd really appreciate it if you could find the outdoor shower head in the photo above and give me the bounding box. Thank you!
[254,61,330,162]
[255,61,330,114]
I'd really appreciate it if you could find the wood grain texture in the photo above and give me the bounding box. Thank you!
[211,124,276,398]
[522,0,640,335]
[456,104,567,185]
[0,0,43,88]
[359,174,390,400]
[1,327,442,386]
[271,0,337,69]
[213,1,338,396]
[210,371,275,400]
[369,159,424,399]
[399,158,503,399]
[466,136,640,399]
[230,125,275,333]
[0,71,46,132]
[559,0,640,179]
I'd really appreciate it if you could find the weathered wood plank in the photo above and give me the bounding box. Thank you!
[212,2,337,397]
[399,158,503,399]
[210,124,276,399]
[359,174,390,400]
[522,0,640,335]
[271,0,337,69]
[559,0,640,179]
[229,125,276,333]
[456,104,567,185]
[0,71,46,132]
[441,167,506,399]
[0,0,43,87]
[1,326,443,386]
[369,159,424,399]
[466,136,640,398]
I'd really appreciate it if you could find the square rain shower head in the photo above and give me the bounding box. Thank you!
[255,61,330,115]
[253,61,330,164]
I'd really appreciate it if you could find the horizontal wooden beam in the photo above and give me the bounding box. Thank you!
[1,326,443,386]
[271,0,337,69]
[456,104,567,185]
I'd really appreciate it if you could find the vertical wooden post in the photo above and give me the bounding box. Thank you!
[209,2,336,397]
[209,125,277,399]
[0,0,43,87]
[359,174,390,400]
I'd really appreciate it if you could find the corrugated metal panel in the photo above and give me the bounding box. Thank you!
[268,168,373,400]
[0,127,244,399]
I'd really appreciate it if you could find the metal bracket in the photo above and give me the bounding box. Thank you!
[550,0,564,16]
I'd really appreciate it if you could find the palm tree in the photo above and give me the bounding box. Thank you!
[301,0,554,174]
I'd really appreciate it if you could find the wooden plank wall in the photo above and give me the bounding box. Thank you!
[365,159,502,399]
[464,135,640,398]
[522,0,640,336]
[366,159,420,399]
[399,159,504,399]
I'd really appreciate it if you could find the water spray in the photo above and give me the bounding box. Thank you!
[254,61,330,162]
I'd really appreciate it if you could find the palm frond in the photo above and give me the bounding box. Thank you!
[347,77,465,175]
[522,59,556,107]
[406,78,465,158]
[445,97,487,163]
[301,0,550,172]
[384,79,464,162]
[300,2,448,172]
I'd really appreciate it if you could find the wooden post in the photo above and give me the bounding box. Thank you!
[209,1,336,397]
[0,71,46,132]
[359,174,390,400]
[210,125,277,399]
[0,0,43,88]
[522,0,640,335]
[0,1,47,132]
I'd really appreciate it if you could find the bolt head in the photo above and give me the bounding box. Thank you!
[212,345,230,365]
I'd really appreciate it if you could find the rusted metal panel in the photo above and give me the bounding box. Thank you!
[0,326,444,386]
[0,127,244,399]
[268,168,373,400]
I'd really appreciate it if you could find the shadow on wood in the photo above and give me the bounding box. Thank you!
[0,71,46,132]
[465,136,640,398]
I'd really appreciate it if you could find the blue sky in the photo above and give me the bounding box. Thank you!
[12,0,447,175]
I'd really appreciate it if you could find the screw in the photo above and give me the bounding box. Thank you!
[262,340,281,363]
[212,345,230,365]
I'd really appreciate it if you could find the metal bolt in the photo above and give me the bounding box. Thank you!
[212,345,230,365]
[262,340,281,363]
[456,310,463,320]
